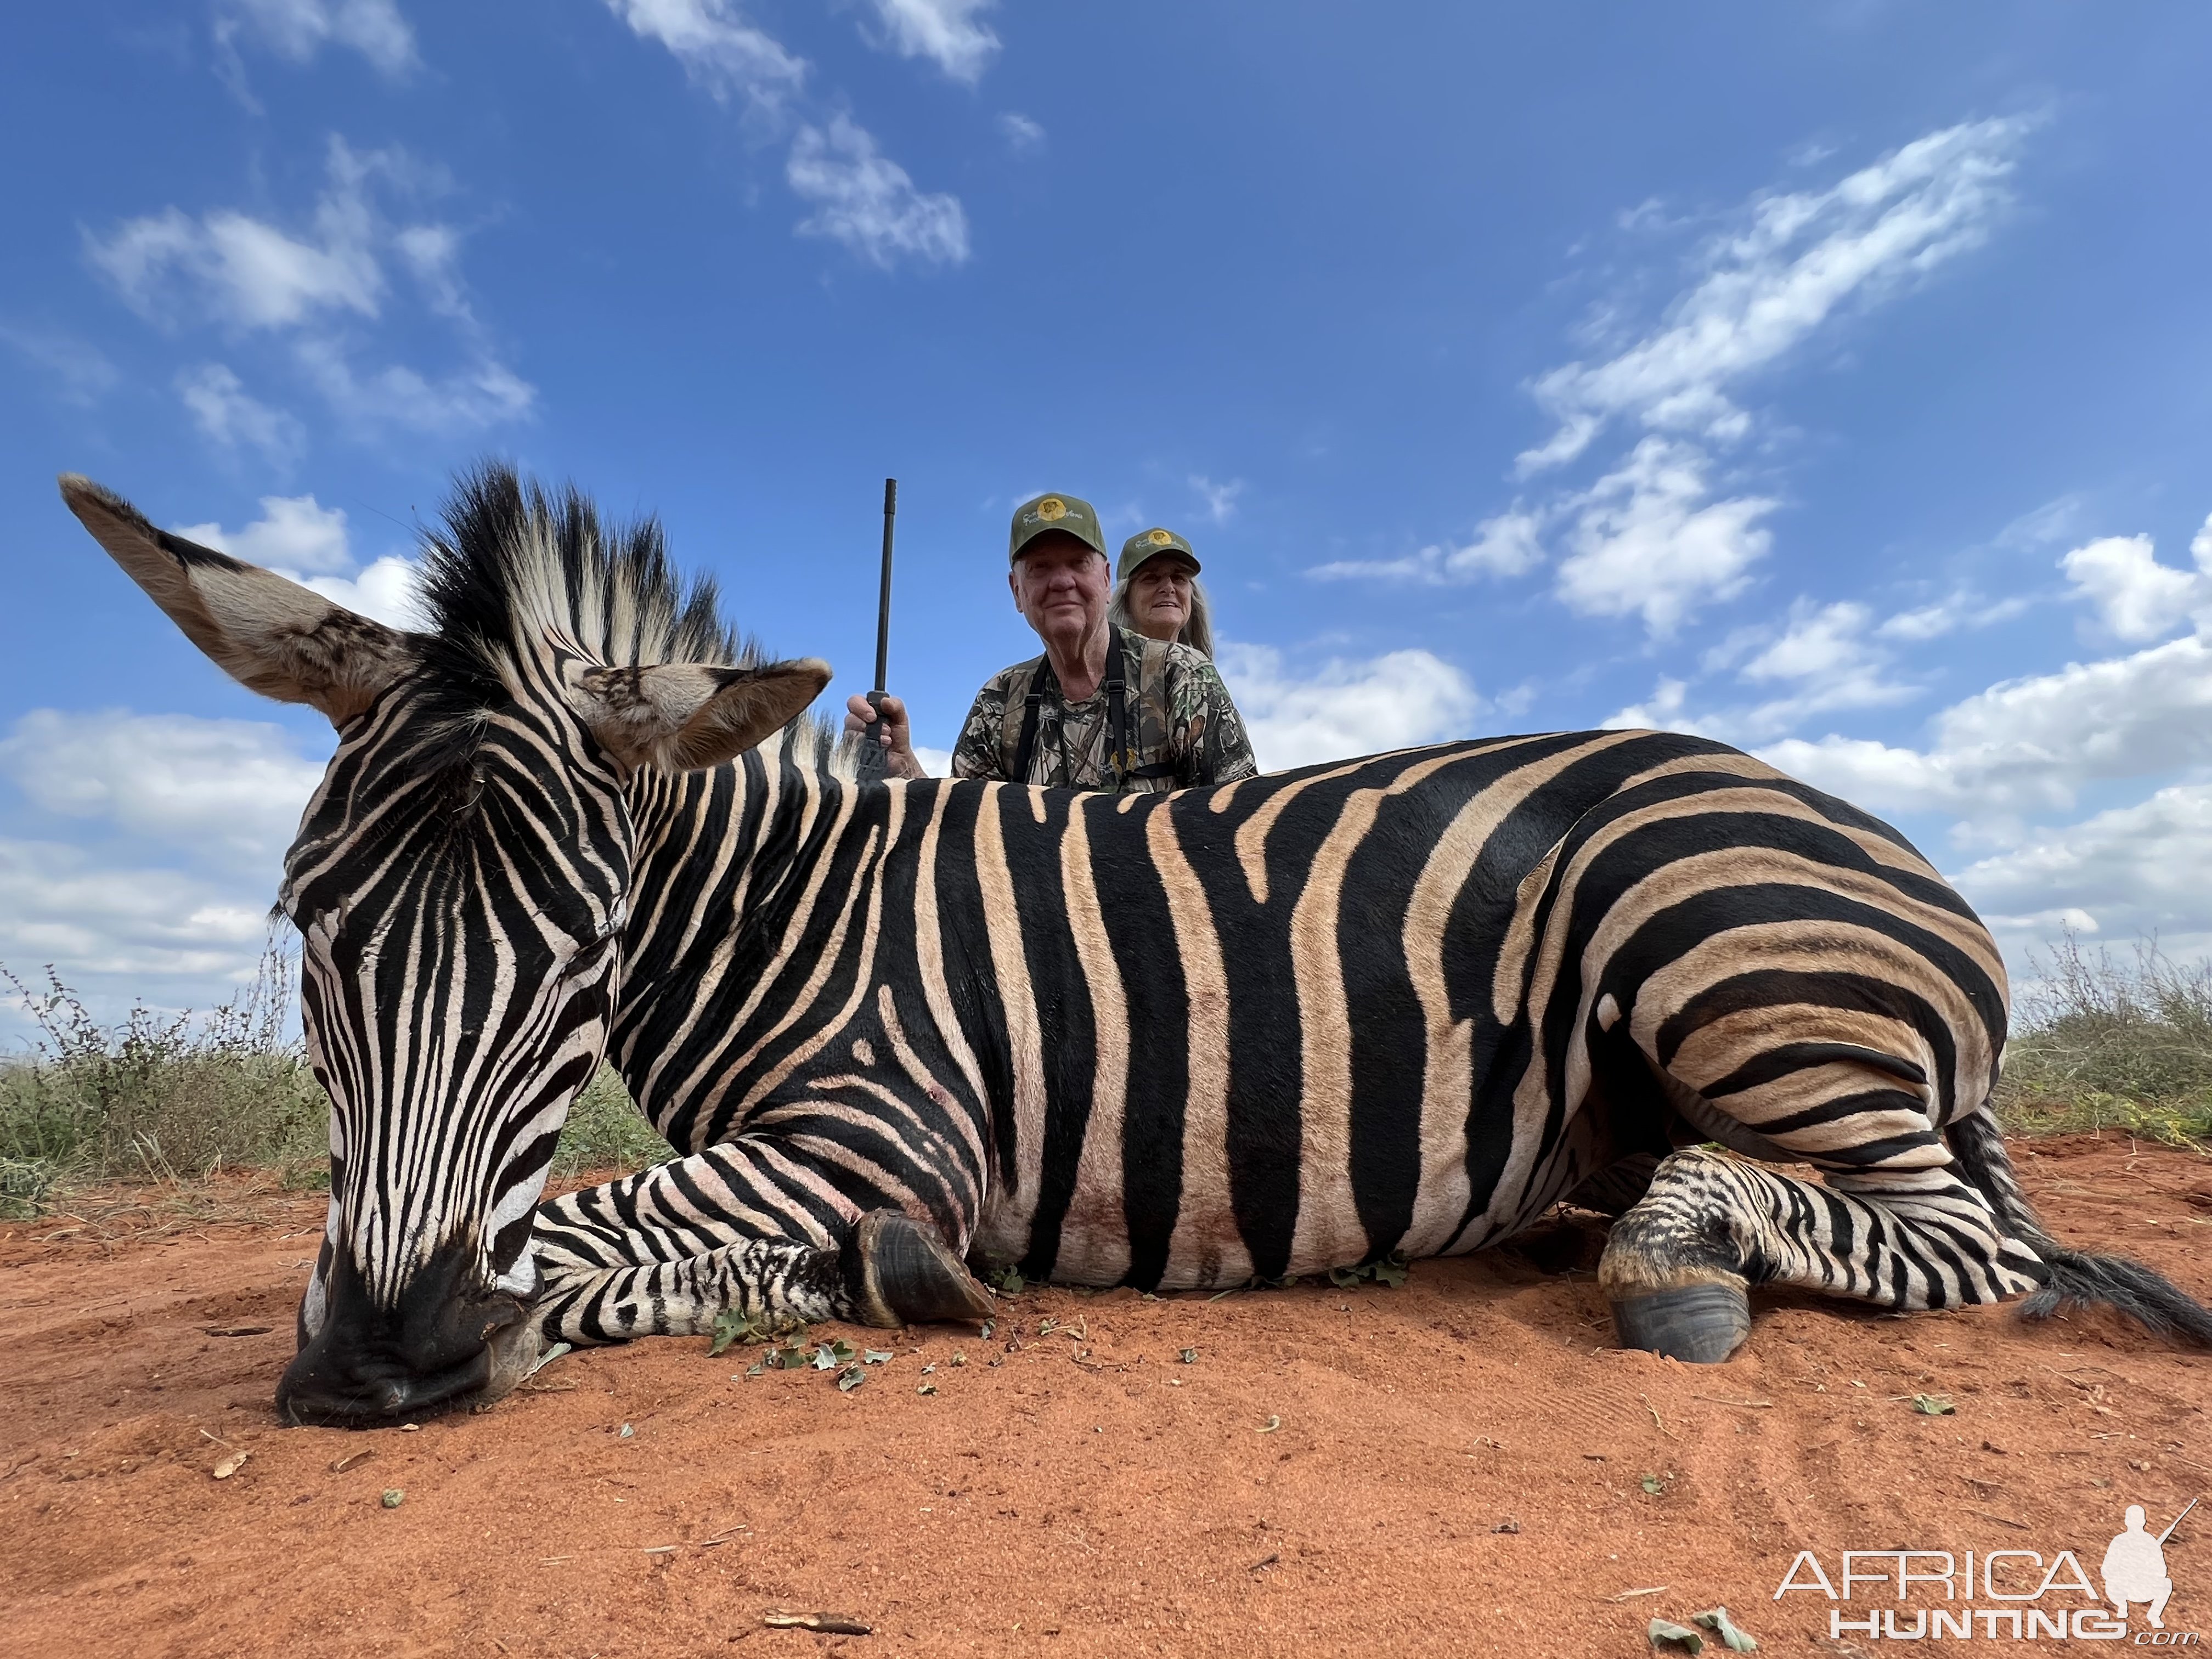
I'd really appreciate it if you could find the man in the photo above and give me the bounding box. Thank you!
[847,491,1257,791]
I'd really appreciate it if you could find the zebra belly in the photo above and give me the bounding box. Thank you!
[970,1109,1600,1291]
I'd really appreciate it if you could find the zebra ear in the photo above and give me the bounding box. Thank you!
[565,658,832,773]
[60,473,417,728]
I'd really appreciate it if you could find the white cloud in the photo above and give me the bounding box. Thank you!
[1714,599,1916,738]
[0,324,118,406]
[89,170,385,332]
[1517,116,2033,475]
[392,222,469,318]
[171,494,425,628]
[999,111,1045,153]
[1310,507,1545,584]
[295,556,425,628]
[173,492,351,574]
[1189,475,1244,526]
[2061,532,2200,643]
[787,116,969,269]
[911,744,953,777]
[862,0,1000,83]
[0,838,272,989]
[602,0,806,120]
[1605,602,1910,744]
[1761,629,2212,817]
[0,710,335,1032]
[0,709,326,870]
[601,1,969,276]
[1217,644,1483,771]
[215,0,417,77]
[1953,784,2212,947]
[1552,438,1776,635]
[177,363,306,465]
[1320,117,2038,658]
[294,336,535,435]
[1741,599,1875,684]
[1753,733,1961,811]
[1875,586,2030,642]
[1744,511,2212,820]
[1604,676,1690,733]
[89,138,532,444]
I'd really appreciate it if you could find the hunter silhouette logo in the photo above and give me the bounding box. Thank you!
[2107,1500,2194,1630]
[1772,1498,2199,1643]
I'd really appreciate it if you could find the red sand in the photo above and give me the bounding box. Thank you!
[3,1133,2208,1657]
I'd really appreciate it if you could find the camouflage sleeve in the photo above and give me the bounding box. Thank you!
[1169,653,1260,785]
[950,672,1013,781]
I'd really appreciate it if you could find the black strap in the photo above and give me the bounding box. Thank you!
[1007,628,1142,788]
[1012,685,1045,782]
[1103,626,1131,788]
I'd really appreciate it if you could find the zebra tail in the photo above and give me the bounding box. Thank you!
[1948,1108,2212,1348]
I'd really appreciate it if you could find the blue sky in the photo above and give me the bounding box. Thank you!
[4,2,2211,1032]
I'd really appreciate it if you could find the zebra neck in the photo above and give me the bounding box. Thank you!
[607,753,917,1150]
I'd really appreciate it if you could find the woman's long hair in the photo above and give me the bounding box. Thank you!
[1110,573,1215,658]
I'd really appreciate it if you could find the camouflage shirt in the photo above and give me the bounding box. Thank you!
[950,625,1259,793]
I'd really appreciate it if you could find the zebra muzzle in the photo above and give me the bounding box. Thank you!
[276,1239,540,1426]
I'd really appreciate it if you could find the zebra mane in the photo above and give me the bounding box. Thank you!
[412,462,847,774]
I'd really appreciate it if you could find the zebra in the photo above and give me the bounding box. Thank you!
[59,466,2212,1425]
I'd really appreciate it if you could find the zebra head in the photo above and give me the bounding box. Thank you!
[60,469,830,1426]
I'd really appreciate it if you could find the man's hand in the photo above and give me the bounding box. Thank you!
[844,692,928,779]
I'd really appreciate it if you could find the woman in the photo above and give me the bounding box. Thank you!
[1110,527,1215,657]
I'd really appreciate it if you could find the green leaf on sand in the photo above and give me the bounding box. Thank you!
[1690,1607,1757,1652]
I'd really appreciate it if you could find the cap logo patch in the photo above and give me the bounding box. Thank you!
[1037,497,1067,521]
[1148,529,1172,546]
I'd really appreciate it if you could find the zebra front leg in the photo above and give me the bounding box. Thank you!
[1598,1147,2046,1362]
[535,1230,844,1345]
[532,1144,990,1345]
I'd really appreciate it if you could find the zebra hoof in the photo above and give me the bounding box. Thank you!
[851,1211,994,1328]
[1610,1282,1751,1364]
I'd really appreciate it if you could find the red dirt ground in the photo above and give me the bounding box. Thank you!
[3,1134,2209,1658]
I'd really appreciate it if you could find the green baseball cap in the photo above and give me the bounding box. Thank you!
[1009,492,1108,562]
[1117,527,1200,583]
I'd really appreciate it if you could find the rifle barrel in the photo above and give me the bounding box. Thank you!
[854,478,898,783]
[2158,1497,2199,1545]
[873,478,896,692]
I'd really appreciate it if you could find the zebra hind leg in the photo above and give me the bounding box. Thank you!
[1599,1146,2052,1363]
[1948,1110,2212,1346]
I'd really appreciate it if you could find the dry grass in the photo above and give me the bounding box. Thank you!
[1994,934,2212,1151]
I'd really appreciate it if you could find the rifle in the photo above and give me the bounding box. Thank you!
[2159,1497,2199,1545]
[855,477,897,781]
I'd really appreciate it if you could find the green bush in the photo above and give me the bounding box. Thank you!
[1,946,670,1216]
[1994,934,2212,1149]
